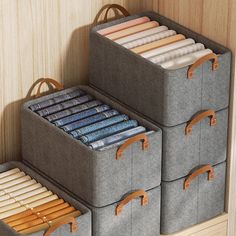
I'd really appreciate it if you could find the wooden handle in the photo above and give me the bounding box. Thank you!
[116,133,149,160]
[104,4,130,23]
[116,190,148,216]
[35,78,64,98]
[188,53,219,79]
[185,109,217,135]
[44,216,78,236]
[184,165,215,190]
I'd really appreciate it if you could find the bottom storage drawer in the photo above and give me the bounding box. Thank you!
[0,162,91,236]
[161,162,226,234]
[85,186,161,236]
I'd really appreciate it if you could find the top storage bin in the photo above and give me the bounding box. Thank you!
[89,11,231,127]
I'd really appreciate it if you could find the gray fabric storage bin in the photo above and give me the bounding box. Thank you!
[0,161,91,236]
[161,162,226,234]
[21,85,162,208]
[89,11,231,127]
[160,108,228,181]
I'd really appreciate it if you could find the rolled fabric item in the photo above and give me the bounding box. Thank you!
[106,21,159,40]
[0,191,54,213]
[123,30,176,49]
[29,89,85,111]
[0,183,42,201]
[61,109,119,132]
[36,94,93,117]
[53,104,110,127]
[99,130,154,151]
[3,199,65,223]
[0,172,26,184]
[150,43,205,64]
[115,25,168,45]
[70,114,129,138]
[19,210,81,234]
[0,179,37,197]
[0,195,59,220]
[8,203,70,227]
[0,176,32,190]
[45,100,102,122]
[140,38,195,58]
[14,206,76,231]
[89,126,146,150]
[80,120,138,144]
[0,168,20,179]
[97,16,150,36]
[0,187,49,207]
[132,34,186,54]
[160,48,213,69]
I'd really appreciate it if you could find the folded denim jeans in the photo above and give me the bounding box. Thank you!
[61,109,119,132]
[80,120,138,144]
[53,104,110,127]
[70,114,129,138]
[45,100,102,122]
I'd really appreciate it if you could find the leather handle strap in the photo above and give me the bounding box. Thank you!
[35,78,64,98]
[44,216,78,236]
[184,165,215,190]
[104,4,130,23]
[116,133,149,160]
[188,53,219,79]
[116,190,148,216]
[185,109,217,135]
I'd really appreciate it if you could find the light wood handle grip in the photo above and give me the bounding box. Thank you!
[188,53,219,79]
[104,4,130,23]
[44,216,78,236]
[185,109,217,135]
[35,78,64,98]
[116,190,148,215]
[184,165,215,190]
[116,133,149,160]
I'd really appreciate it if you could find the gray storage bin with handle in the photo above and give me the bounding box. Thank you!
[21,79,162,208]
[160,108,228,181]
[0,161,91,236]
[88,187,161,236]
[89,10,231,127]
[161,162,226,234]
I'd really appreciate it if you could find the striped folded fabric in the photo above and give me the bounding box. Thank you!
[45,100,102,122]
[106,21,159,40]
[123,30,176,49]
[53,104,110,127]
[29,88,85,111]
[115,25,168,45]
[150,43,205,64]
[0,168,81,234]
[160,49,213,69]
[89,126,146,150]
[97,16,150,36]
[131,34,186,54]
[37,94,93,117]
[70,114,129,138]
[61,109,119,132]
[80,120,138,144]
[140,38,195,59]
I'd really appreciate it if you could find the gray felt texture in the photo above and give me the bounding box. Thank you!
[22,85,162,208]
[0,161,91,236]
[160,108,228,181]
[89,11,231,127]
[161,162,226,234]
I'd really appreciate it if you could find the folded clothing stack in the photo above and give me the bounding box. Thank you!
[0,167,81,235]
[29,88,151,150]
[97,16,215,70]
